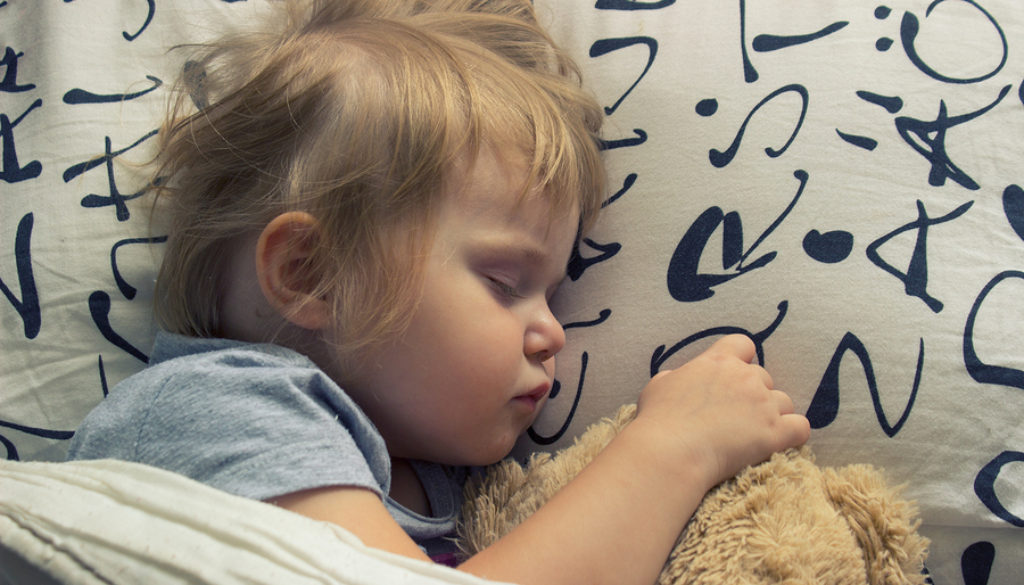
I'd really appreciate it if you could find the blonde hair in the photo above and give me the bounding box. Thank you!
[152,0,605,355]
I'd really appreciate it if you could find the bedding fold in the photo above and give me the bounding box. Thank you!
[0,459,502,585]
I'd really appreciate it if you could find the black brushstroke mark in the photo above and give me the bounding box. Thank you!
[88,291,149,363]
[63,75,162,104]
[528,352,588,445]
[806,334,923,437]
[900,0,1006,84]
[651,302,787,375]
[752,21,848,52]
[964,271,1024,390]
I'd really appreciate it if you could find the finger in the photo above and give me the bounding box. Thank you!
[781,413,812,447]
[771,389,795,415]
[753,364,774,389]
[708,334,756,363]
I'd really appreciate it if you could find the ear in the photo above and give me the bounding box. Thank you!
[256,212,331,330]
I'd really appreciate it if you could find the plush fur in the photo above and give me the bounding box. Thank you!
[457,404,930,585]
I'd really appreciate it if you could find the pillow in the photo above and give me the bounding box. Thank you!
[1,0,268,462]
[2,1,1020,584]
[521,2,1023,584]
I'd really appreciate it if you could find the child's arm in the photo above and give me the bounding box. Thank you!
[274,334,810,585]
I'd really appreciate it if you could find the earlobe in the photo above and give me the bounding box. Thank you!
[256,211,331,330]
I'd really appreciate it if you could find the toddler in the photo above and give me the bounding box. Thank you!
[68,1,810,584]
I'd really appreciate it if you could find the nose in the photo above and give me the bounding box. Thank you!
[525,302,566,362]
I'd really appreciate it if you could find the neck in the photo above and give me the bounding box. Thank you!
[389,457,431,516]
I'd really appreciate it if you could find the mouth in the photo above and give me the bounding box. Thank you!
[514,383,550,412]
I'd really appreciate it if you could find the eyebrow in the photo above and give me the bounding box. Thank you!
[475,238,569,283]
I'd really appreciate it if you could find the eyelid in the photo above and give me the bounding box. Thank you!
[487,275,524,299]
[474,245,564,301]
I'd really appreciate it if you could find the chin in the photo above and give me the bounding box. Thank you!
[465,448,514,467]
[431,425,527,467]
[463,438,519,467]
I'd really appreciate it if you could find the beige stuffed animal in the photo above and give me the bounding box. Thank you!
[458,404,930,585]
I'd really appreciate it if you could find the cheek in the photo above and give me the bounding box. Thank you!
[421,288,523,360]
[401,304,517,387]
[445,324,522,386]
[408,271,529,388]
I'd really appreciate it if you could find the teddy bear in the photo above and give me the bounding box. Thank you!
[457,404,930,585]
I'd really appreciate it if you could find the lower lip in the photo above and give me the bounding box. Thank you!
[514,396,539,412]
[514,389,548,412]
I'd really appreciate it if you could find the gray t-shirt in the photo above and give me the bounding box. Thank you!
[67,332,463,558]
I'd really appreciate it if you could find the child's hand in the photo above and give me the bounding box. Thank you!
[632,334,811,490]
[457,334,809,585]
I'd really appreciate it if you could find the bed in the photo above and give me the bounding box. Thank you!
[2,1,1021,583]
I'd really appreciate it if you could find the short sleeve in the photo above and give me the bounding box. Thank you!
[69,339,391,502]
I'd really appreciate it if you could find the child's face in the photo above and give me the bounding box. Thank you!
[338,150,578,466]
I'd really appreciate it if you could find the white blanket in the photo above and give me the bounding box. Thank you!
[0,459,503,585]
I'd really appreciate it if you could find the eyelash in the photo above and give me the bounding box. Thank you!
[488,276,523,299]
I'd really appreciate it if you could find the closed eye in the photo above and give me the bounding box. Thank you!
[487,276,524,300]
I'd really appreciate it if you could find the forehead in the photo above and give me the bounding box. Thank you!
[438,148,580,255]
[445,147,579,231]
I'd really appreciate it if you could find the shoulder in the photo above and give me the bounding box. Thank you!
[67,334,320,458]
[69,333,391,500]
[76,334,323,432]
